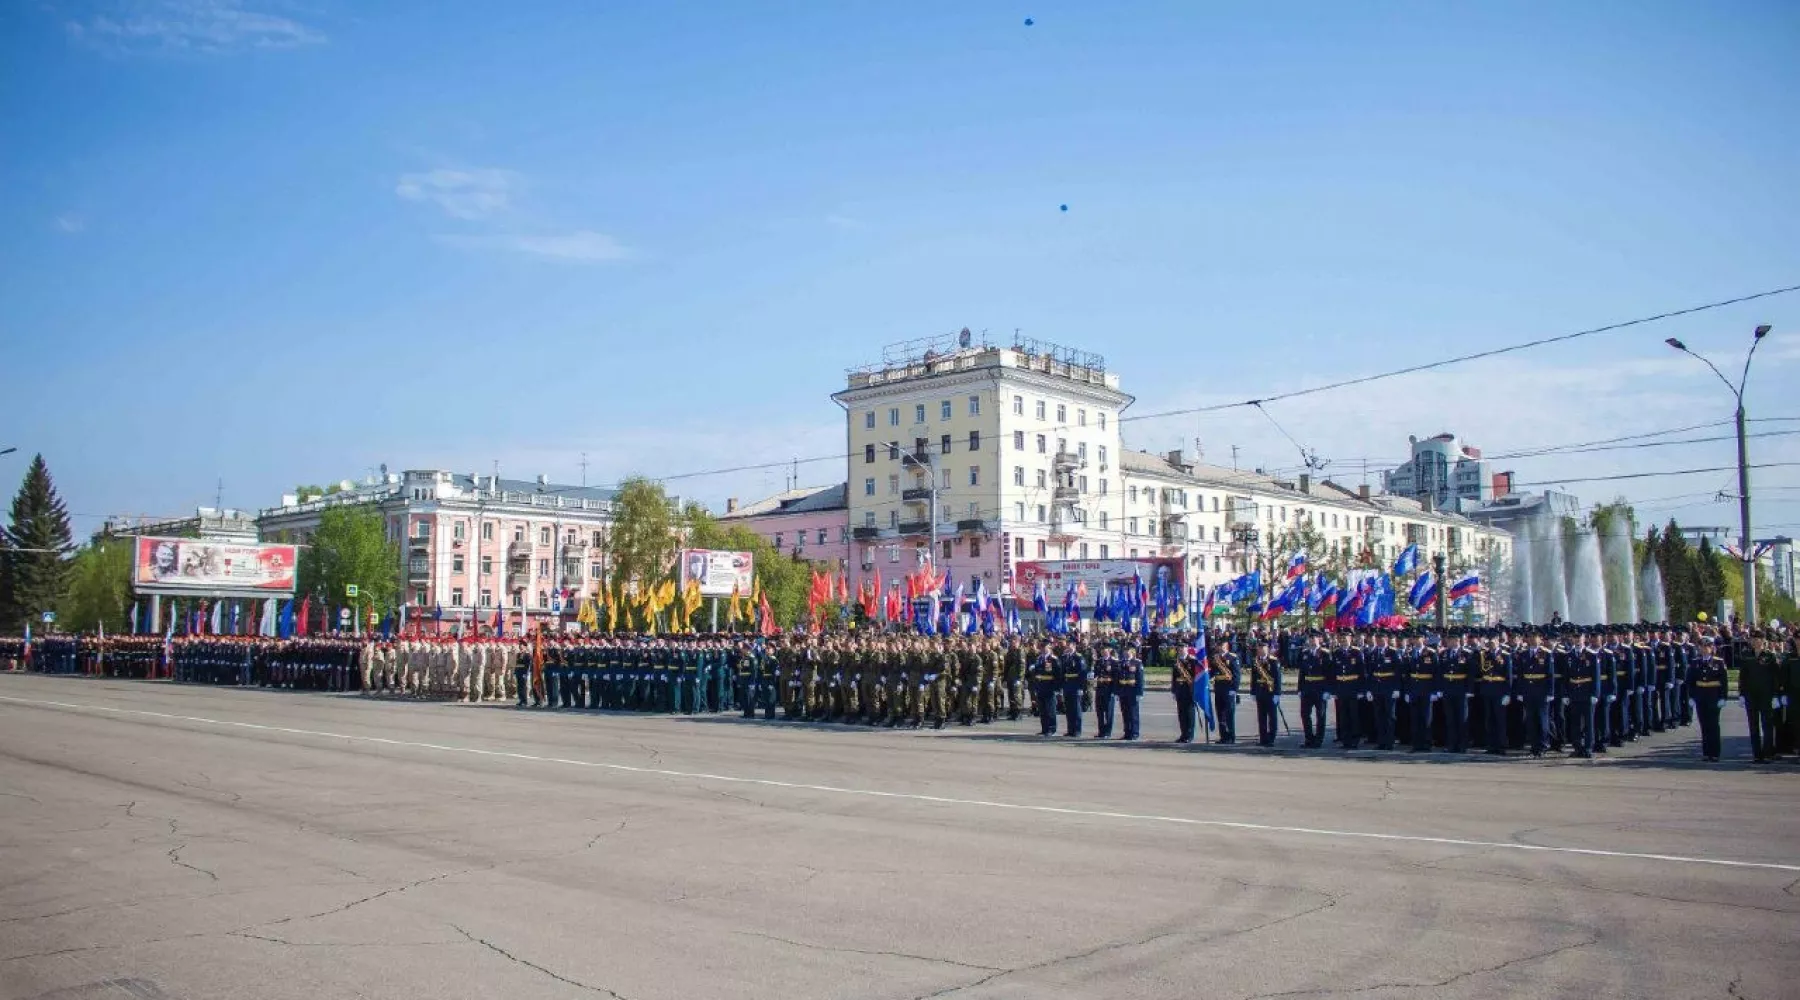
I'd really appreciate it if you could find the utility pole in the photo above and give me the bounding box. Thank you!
[1666,324,1770,623]
[1433,552,1448,630]
[1231,445,1239,471]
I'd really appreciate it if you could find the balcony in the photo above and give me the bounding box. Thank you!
[407,559,430,580]
[852,526,881,540]
[902,487,934,503]
[1225,502,1258,526]
[408,536,431,552]
[898,520,932,536]
[1048,519,1079,540]
[1052,451,1084,472]
[956,518,993,534]
[1052,485,1080,503]
[508,539,535,559]
[559,562,586,588]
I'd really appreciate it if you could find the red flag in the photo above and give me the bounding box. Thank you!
[757,592,776,636]
[297,596,312,637]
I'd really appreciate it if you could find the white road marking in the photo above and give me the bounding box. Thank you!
[3,692,1796,874]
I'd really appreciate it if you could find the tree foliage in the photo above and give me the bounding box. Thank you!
[59,533,136,634]
[1,455,74,632]
[682,503,812,628]
[1695,536,1727,618]
[295,506,400,616]
[607,478,680,599]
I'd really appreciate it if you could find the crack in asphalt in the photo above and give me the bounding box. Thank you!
[165,843,218,882]
[1395,862,1799,916]
[227,930,464,949]
[450,924,633,999]
[1239,935,1602,999]
[737,929,1004,973]
[1,933,210,964]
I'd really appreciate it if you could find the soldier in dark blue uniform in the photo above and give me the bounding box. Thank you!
[1516,632,1554,757]
[1441,634,1474,753]
[1211,639,1240,745]
[1368,634,1401,751]
[1115,646,1144,741]
[1563,631,1599,758]
[1332,634,1364,749]
[1688,637,1729,761]
[1171,647,1200,743]
[1475,632,1513,755]
[1251,640,1282,747]
[1405,635,1438,753]
[1030,645,1060,737]
[1296,633,1329,749]
[1092,646,1117,739]
[1057,640,1090,738]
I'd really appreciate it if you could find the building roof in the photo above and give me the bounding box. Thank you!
[443,473,619,505]
[720,483,847,520]
[1121,448,1485,527]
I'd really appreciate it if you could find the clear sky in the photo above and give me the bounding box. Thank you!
[3,1,1797,538]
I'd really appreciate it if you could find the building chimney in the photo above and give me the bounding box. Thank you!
[1357,484,1371,500]
[726,497,738,514]
[1422,495,1435,513]
[1166,449,1184,468]
[1298,474,1311,495]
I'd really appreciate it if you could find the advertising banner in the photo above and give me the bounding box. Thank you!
[678,549,755,597]
[1014,557,1185,607]
[133,537,300,595]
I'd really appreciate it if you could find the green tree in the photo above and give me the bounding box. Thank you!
[606,478,680,629]
[1695,536,1727,619]
[295,506,400,619]
[60,533,135,633]
[2,455,74,632]
[682,503,812,628]
[1656,520,1698,624]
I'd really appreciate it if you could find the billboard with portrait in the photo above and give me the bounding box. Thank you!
[133,537,299,595]
[678,549,755,597]
[1013,557,1185,608]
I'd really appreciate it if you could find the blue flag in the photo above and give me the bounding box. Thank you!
[1392,544,1419,578]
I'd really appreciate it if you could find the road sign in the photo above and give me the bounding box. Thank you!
[345,584,359,598]
[338,608,351,622]
[40,611,55,624]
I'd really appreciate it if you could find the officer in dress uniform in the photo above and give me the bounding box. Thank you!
[1368,634,1401,751]
[1296,633,1329,749]
[1475,632,1513,755]
[1251,640,1282,748]
[1405,635,1438,753]
[1332,633,1365,749]
[1516,632,1554,757]
[1115,646,1144,741]
[1442,634,1474,753]
[1058,639,1090,738]
[1092,646,1117,739]
[1031,643,1060,737]
[1563,631,1599,758]
[1688,637,1729,762]
[1171,647,1200,744]
[1740,634,1780,763]
[1211,639,1240,745]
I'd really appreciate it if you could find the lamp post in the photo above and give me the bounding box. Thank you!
[1666,324,1771,623]
[0,447,16,456]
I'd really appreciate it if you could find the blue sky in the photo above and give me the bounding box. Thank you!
[3,0,1797,538]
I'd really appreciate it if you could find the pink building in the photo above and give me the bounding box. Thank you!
[259,469,618,631]
[718,484,850,574]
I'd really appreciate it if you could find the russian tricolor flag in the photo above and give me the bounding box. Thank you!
[1285,551,1308,579]
[1449,574,1480,602]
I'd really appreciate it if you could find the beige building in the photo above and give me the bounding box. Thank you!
[829,332,1512,607]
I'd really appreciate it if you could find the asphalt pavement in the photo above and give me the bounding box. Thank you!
[1,673,1796,1000]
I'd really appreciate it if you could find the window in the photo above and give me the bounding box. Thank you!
[453,555,465,573]
[537,591,549,610]
[889,546,900,563]
[1099,544,1109,558]
[888,474,899,495]
[480,589,493,608]
[889,407,900,426]
[1148,518,1158,536]
[1212,496,1220,513]
[592,530,603,548]
[941,400,953,420]
[1013,430,1024,450]
[538,526,551,545]
[482,521,494,540]
[1059,544,1070,559]
[1129,486,1138,503]
[940,433,952,455]
[415,588,428,606]
[481,556,492,575]
[970,539,982,557]
[513,525,524,542]
[889,510,899,528]
[1036,434,1047,454]
[451,588,464,606]
[864,477,876,496]
[968,430,980,451]
[1036,539,1047,558]
[1014,466,1025,486]
[915,403,926,423]
[1012,395,1024,415]
[968,394,980,416]
[1036,505,1047,523]
[1078,408,1087,427]
[453,521,465,540]
[1056,404,1067,422]
[1131,549,1139,559]
[1078,442,1088,461]
[537,558,550,577]
[817,528,829,544]
[590,563,603,579]
[968,466,979,486]
[865,444,876,464]
[1099,478,1108,496]
[865,410,876,429]
[968,501,978,517]
[1015,502,1025,520]
[1057,437,1067,455]
[1099,412,1107,430]
[914,436,928,458]
[415,520,431,539]
[1099,511,1109,529]
[1213,527,1221,543]
[864,511,876,527]
[1079,475,1089,492]
[774,533,784,549]
[942,539,953,561]
[794,530,805,550]
[1214,556,1222,572]
[1098,445,1108,467]
[1036,470,1047,488]
[1014,537,1025,557]
[1078,542,1089,559]
[1035,400,1046,420]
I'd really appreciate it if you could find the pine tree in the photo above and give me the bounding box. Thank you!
[1695,536,1728,621]
[2,455,75,632]
[1657,519,1697,623]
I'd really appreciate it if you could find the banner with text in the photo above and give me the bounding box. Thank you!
[133,537,300,595]
[678,549,755,597]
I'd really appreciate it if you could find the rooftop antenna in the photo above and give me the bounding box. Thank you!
[1231,445,1240,471]
[579,452,589,487]
[214,477,223,509]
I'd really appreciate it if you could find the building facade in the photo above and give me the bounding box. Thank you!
[824,334,1513,607]
[258,469,617,628]
[717,484,851,573]
[1383,433,1502,513]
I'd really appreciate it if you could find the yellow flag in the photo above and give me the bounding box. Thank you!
[1167,603,1186,628]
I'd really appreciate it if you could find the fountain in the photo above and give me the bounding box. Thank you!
[1597,520,1640,624]
[1566,528,1607,624]
[1639,560,1666,623]
[1500,503,1660,626]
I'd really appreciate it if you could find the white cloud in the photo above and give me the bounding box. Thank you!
[434,230,632,263]
[54,213,86,234]
[66,1,326,53]
[395,168,515,222]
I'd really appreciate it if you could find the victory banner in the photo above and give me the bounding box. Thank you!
[678,549,754,598]
[133,537,299,595]
[1014,557,1185,608]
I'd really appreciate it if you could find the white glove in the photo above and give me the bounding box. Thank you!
[1561,697,1570,706]
[1431,693,1442,703]
[1502,696,1511,706]
[1271,696,1281,706]
[1607,695,1616,703]
[1390,691,1400,700]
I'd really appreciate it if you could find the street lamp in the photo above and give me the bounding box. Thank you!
[0,447,16,457]
[1666,324,1771,622]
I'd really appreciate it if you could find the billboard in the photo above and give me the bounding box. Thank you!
[678,549,754,597]
[1014,557,1185,607]
[133,537,299,595]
